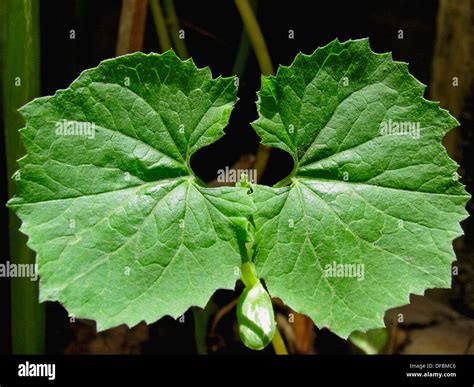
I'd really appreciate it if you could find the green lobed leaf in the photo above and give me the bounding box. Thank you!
[8,51,255,331]
[251,38,470,338]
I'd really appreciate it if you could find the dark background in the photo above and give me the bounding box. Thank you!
[1,0,472,355]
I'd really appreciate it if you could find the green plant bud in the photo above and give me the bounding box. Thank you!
[237,281,276,350]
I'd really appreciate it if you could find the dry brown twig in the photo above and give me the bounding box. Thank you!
[116,0,148,56]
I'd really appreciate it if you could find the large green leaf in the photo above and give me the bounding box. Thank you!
[8,51,254,330]
[251,39,469,338]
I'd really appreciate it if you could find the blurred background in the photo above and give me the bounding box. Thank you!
[1,0,473,355]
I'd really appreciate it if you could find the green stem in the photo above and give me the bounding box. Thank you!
[163,0,189,59]
[2,0,44,354]
[232,31,251,77]
[231,0,258,77]
[240,262,258,288]
[234,0,274,75]
[234,0,274,182]
[192,300,216,355]
[149,0,172,52]
[272,325,289,355]
[273,174,295,188]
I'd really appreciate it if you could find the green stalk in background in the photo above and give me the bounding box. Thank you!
[234,0,273,76]
[192,300,217,355]
[234,0,272,182]
[231,0,258,77]
[2,0,44,354]
[163,0,189,59]
[149,0,172,52]
[272,326,289,355]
